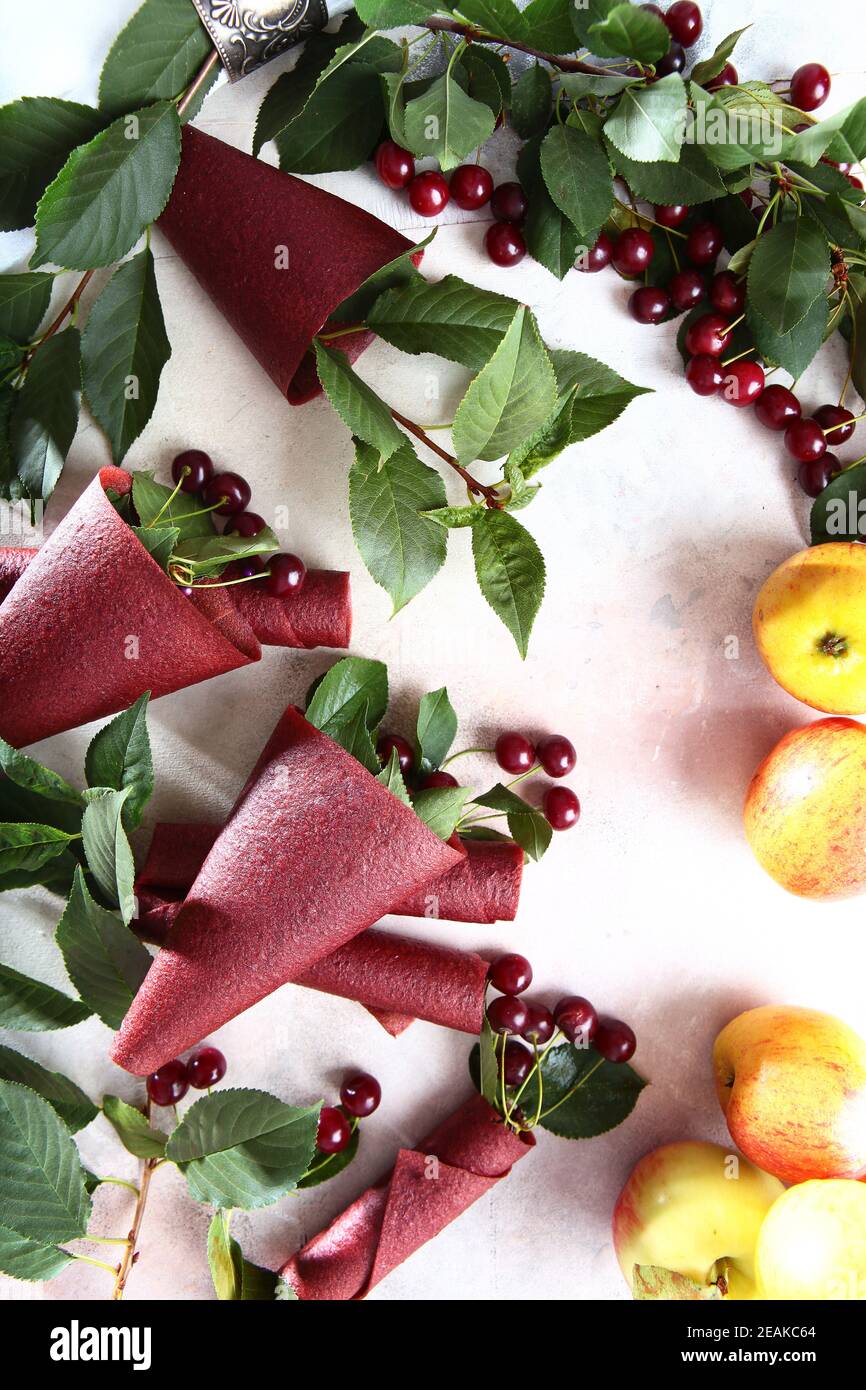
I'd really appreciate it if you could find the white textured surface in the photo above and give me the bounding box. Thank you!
[1,0,865,1302]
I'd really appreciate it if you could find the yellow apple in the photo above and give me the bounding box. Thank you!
[714,1006,866,1185]
[756,1180,866,1299]
[743,717,866,899]
[753,543,866,714]
[612,1141,784,1299]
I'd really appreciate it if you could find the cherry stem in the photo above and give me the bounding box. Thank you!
[721,313,746,336]
[824,409,866,435]
[97,1176,140,1196]
[505,763,540,790]
[111,1101,159,1301]
[176,49,219,119]
[21,271,92,372]
[389,408,503,504]
[72,1254,120,1277]
[423,17,611,74]
[721,348,756,367]
[441,746,493,767]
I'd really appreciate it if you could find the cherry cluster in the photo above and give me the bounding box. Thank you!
[146,1045,227,1105]
[170,449,306,595]
[495,731,580,831]
[316,1071,382,1155]
[486,953,637,1082]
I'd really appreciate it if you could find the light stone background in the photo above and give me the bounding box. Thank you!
[1,0,865,1302]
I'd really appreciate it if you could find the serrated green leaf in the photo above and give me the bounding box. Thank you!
[518,1043,646,1138]
[689,84,783,171]
[99,0,215,120]
[167,1088,321,1210]
[11,328,81,502]
[512,65,552,140]
[0,823,78,876]
[560,73,639,99]
[0,964,90,1032]
[453,307,557,464]
[0,274,54,342]
[462,46,512,115]
[412,785,471,840]
[589,3,670,63]
[81,788,136,926]
[305,656,389,735]
[81,247,170,464]
[0,1223,74,1281]
[517,139,581,280]
[507,807,552,861]
[691,27,751,87]
[747,283,828,379]
[540,125,614,242]
[520,0,578,52]
[478,1018,500,1107]
[330,232,433,325]
[0,738,82,808]
[315,342,405,460]
[131,524,178,571]
[368,274,516,371]
[55,868,150,1030]
[747,218,830,335]
[207,1209,282,1298]
[416,688,458,774]
[376,748,412,805]
[327,702,381,775]
[608,141,725,204]
[0,1046,96,1133]
[355,0,432,22]
[810,460,866,545]
[274,64,384,174]
[171,525,279,578]
[778,97,866,169]
[130,469,215,542]
[102,1095,167,1159]
[403,73,496,171]
[84,694,152,833]
[33,101,181,271]
[0,98,103,233]
[253,36,338,158]
[0,1080,91,1243]
[605,74,687,164]
[349,438,447,614]
[471,509,545,657]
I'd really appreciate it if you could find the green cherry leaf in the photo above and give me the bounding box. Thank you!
[354,0,432,25]
[0,963,91,1032]
[747,217,830,336]
[471,509,546,658]
[207,1209,281,1299]
[521,0,580,53]
[376,748,413,807]
[80,788,137,926]
[305,656,388,735]
[273,64,384,174]
[604,74,687,164]
[411,785,471,840]
[416,687,458,774]
[0,1224,74,1282]
[81,246,171,464]
[33,101,182,271]
[691,27,751,87]
[102,1095,168,1160]
[0,737,82,809]
[55,868,151,1031]
[540,124,614,242]
[0,273,54,342]
[367,274,517,371]
[0,98,103,233]
[349,438,448,614]
[588,2,671,64]
[518,1043,647,1139]
[0,1080,91,1244]
[0,823,79,877]
[314,341,406,461]
[517,140,581,281]
[0,1045,97,1133]
[325,702,381,775]
[607,142,725,205]
[747,290,828,380]
[810,460,866,545]
[329,232,433,325]
[462,46,512,116]
[511,65,553,140]
[84,693,153,831]
[452,306,557,464]
[402,73,496,172]
[130,469,215,542]
[11,327,81,502]
[98,0,216,121]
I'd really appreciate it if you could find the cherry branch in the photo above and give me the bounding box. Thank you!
[177,49,220,120]
[422,18,611,75]
[389,407,503,505]
[111,1117,160,1300]
[22,270,93,369]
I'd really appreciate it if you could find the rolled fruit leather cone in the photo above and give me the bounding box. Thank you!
[157,126,421,405]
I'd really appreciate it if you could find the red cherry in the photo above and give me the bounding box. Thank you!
[554,996,598,1044]
[685,313,732,357]
[544,785,580,830]
[317,1106,351,1154]
[785,418,827,463]
[664,1,703,47]
[629,286,672,324]
[490,182,528,224]
[522,1003,555,1045]
[669,269,706,313]
[409,171,450,216]
[685,221,723,267]
[685,354,724,396]
[187,1046,227,1089]
[485,222,526,267]
[710,271,746,316]
[813,404,856,444]
[577,231,613,272]
[489,953,533,995]
[450,164,494,210]
[225,511,266,538]
[537,734,576,778]
[503,1040,533,1087]
[654,45,686,78]
[374,140,415,190]
[171,449,213,494]
[202,472,251,516]
[594,1017,637,1063]
[495,732,535,774]
[612,228,654,277]
[487,994,529,1035]
[267,553,306,596]
[720,360,764,408]
[790,63,831,112]
[339,1072,381,1118]
[755,384,801,431]
[707,63,738,91]
[377,732,414,776]
[147,1060,188,1106]
[420,770,459,789]
[799,453,839,497]
[654,204,689,228]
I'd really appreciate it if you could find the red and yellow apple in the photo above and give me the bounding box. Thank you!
[753,543,866,714]
[743,717,866,899]
[612,1140,784,1299]
[714,1006,866,1185]
[756,1179,866,1300]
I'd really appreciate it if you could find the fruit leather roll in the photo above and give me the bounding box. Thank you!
[135,822,523,934]
[112,706,463,1074]
[282,1094,534,1300]
[158,127,419,407]
[0,469,350,747]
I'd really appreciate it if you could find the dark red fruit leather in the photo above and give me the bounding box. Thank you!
[111,707,462,1074]
[158,127,416,406]
[136,822,523,929]
[0,471,349,746]
[281,1094,534,1299]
